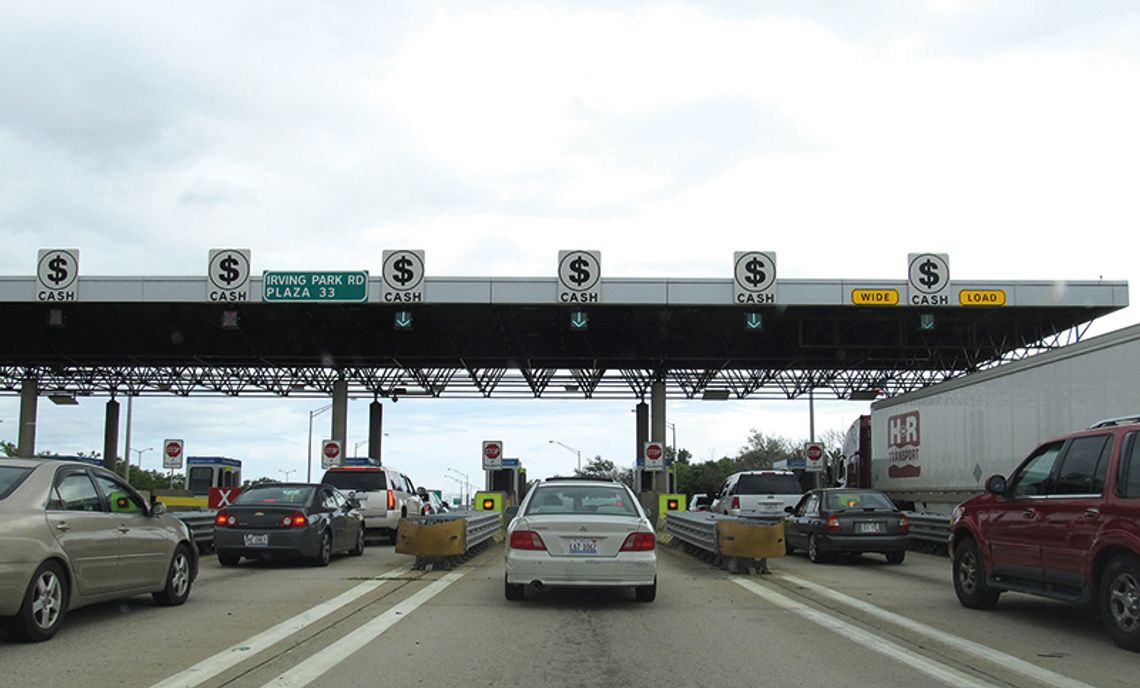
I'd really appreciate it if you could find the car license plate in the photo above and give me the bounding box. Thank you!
[244,533,269,547]
[568,538,598,555]
[856,522,884,534]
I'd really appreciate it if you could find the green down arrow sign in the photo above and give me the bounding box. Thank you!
[394,311,413,330]
[745,313,763,331]
[570,311,588,330]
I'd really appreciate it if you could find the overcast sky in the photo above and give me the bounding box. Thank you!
[3,1,1139,494]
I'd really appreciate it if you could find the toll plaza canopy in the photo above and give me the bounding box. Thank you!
[0,274,1128,401]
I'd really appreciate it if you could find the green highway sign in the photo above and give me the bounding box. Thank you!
[262,271,368,302]
[394,310,413,330]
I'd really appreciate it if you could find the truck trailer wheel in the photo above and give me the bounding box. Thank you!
[953,538,1000,609]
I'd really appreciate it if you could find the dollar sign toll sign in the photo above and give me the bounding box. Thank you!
[918,259,940,288]
[744,257,766,287]
[908,253,949,295]
[38,249,79,294]
[569,256,591,286]
[47,256,69,285]
[218,256,240,286]
[392,256,415,286]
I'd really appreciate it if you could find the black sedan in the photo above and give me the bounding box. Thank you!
[784,488,908,564]
[214,483,365,566]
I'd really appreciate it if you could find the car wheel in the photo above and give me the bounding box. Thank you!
[505,575,524,601]
[390,524,400,546]
[635,577,657,603]
[1099,553,1140,651]
[8,561,68,642]
[153,545,193,606]
[350,525,366,556]
[313,531,332,567]
[953,538,1000,609]
[808,535,828,564]
[785,540,795,556]
[885,550,906,565]
[217,551,241,567]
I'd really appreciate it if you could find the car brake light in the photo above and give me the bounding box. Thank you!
[291,512,308,528]
[387,488,396,511]
[620,532,656,551]
[509,530,547,551]
[827,514,841,532]
[731,496,740,510]
[215,511,236,527]
[899,512,910,534]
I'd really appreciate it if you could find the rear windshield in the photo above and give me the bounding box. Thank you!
[825,491,894,510]
[525,485,638,517]
[320,470,387,492]
[234,485,314,505]
[0,466,33,500]
[737,474,803,495]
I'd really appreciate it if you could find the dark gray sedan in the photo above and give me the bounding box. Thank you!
[784,488,909,564]
[213,483,365,566]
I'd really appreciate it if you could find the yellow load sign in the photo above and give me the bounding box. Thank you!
[958,289,1006,306]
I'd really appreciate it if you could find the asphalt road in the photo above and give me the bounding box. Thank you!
[0,541,1134,688]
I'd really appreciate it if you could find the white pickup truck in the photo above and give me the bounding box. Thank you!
[710,470,806,518]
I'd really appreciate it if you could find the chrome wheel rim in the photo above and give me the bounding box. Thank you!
[958,549,979,596]
[32,570,63,630]
[1109,572,1140,632]
[171,553,191,598]
[809,536,818,560]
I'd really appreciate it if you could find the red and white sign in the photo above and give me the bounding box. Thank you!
[321,439,343,469]
[208,486,242,509]
[163,439,184,470]
[805,442,825,473]
[483,440,503,470]
[644,441,665,472]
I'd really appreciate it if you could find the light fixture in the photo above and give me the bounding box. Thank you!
[48,393,79,405]
[701,389,730,400]
[849,389,881,401]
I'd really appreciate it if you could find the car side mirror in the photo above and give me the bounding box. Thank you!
[505,506,519,517]
[784,506,794,514]
[984,475,1007,495]
[151,502,167,517]
[347,498,361,509]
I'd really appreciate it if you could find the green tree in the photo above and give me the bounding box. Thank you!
[575,455,619,481]
[1,440,15,457]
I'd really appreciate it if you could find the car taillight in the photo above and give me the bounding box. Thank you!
[216,511,235,527]
[509,530,547,551]
[422,503,431,515]
[387,488,396,511]
[827,514,841,532]
[731,496,740,510]
[898,512,910,534]
[278,512,308,528]
[620,532,656,552]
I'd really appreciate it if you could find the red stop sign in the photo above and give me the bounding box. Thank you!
[165,441,181,458]
[646,444,663,461]
[806,445,823,461]
[323,443,340,459]
[484,442,501,460]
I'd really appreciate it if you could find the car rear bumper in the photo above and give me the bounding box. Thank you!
[506,550,657,587]
[214,528,322,559]
[817,534,908,553]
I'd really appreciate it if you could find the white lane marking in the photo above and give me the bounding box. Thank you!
[149,564,414,688]
[732,578,1000,688]
[777,574,1098,688]
[261,569,466,688]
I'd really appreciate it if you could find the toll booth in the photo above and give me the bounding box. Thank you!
[185,456,243,497]
[485,457,526,505]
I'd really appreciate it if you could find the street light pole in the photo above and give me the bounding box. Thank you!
[447,467,469,505]
[666,421,677,493]
[307,403,333,482]
[278,468,296,482]
[129,447,153,472]
[548,440,581,473]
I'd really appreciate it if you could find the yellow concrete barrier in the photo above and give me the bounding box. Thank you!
[395,517,467,557]
[717,519,786,559]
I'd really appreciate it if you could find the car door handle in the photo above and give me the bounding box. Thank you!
[55,522,70,532]
[118,526,130,534]
[1022,509,1036,519]
[1085,508,1100,518]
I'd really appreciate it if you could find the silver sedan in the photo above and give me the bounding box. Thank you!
[0,458,197,642]
[505,479,657,602]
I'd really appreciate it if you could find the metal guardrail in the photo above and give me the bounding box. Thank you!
[665,511,785,574]
[905,511,951,548]
[173,511,217,553]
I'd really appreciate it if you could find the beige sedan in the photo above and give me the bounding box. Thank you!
[0,458,198,642]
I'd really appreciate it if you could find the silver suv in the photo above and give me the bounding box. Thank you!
[711,470,805,518]
[319,465,422,543]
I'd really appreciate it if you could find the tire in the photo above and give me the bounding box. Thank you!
[953,538,1000,609]
[8,561,68,642]
[313,531,332,567]
[389,525,400,546]
[785,540,795,556]
[505,575,524,601]
[808,535,828,564]
[217,551,241,567]
[153,545,193,606]
[635,577,657,603]
[886,550,906,565]
[1099,553,1140,651]
[349,525,366,556]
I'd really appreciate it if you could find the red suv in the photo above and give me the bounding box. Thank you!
[950,416,1140,651]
